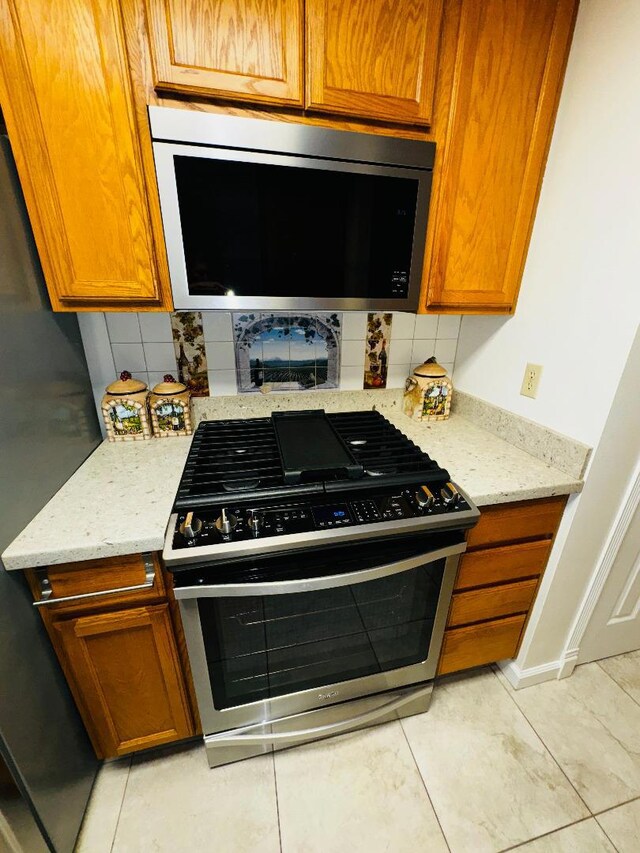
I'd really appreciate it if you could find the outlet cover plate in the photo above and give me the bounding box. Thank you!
[521,363,543,398]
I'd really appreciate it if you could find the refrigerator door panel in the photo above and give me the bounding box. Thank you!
[0,751,49,853]
[0,133,102,851]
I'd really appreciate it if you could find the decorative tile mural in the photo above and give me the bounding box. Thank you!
[233,313,341,393]
[363,312,392,389]
[171,312,209,397]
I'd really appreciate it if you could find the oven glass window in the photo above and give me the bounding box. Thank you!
[174,155,418,301]
[197,561,444,709]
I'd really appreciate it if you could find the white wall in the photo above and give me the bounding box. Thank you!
[455,0,640,449]
[454,0,640,676]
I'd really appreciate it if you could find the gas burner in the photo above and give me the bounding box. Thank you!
[173,410,447,509]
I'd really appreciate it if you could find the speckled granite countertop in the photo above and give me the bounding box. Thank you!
[1,392,585,571]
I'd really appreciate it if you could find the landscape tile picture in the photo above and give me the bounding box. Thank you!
[171,311,209,397]
[233,313,341,393]
[107,401,142,436]
[363,312,392,389]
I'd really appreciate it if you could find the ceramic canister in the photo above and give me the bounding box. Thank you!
[149,374,193,437]
[403,358,453,422]
[101,371,152,442]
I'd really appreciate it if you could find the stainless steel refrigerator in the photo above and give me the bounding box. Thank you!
[0,131,103,851]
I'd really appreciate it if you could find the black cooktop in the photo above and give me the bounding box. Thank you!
[173,409,450,510]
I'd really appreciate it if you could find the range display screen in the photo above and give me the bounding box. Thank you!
[173,155,419,301]
[311,504,351,526]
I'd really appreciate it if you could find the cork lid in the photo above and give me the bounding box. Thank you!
[413,357,448,379]
[152,374,187,395]
[106,371,147,395]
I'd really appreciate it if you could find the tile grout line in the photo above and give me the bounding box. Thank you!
[136,313,149,377]
[398,719,452,853]
[592,815,622,853]
[488,667,594,816]
[596,658,640,710]
[109,755,133,853]
[498,815,611,853]
[592,791,640,817]
[271,752,283,853]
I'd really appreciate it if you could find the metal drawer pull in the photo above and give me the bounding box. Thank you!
[33,555,155,607]
[206,686,431,748]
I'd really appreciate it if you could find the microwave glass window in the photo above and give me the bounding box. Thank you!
[173,156,418,300]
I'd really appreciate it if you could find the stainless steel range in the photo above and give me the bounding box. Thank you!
[163,409,479,768]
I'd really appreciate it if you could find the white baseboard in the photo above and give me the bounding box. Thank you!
[497,658,563,689]
[557,649,579,679]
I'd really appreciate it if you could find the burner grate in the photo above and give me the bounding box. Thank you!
[174,410,449,509]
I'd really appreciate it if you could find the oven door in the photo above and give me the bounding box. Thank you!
[175,533,465,735]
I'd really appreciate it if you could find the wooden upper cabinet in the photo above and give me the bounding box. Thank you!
[305,0,444,125]
[0,0,170,310]
[423,0,578,313]
[144,0,304,106]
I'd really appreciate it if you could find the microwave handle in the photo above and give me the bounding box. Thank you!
[173,542,465,599]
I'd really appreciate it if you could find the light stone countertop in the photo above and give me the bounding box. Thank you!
[1,397,583,571]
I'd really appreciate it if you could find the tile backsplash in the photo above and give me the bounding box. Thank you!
[78,310,461,433]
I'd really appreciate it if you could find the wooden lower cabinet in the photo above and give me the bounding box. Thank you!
[54,604,193,758]
[438,496,567,676]
[27,555,197,759]
[438,614,527,675]
[448,578,538,628]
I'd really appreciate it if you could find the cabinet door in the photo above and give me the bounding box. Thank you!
[0,0,170,310]
[423,0,578,313]
[144,0,303,106]
[54,604,193,758]
[306,0,444,125]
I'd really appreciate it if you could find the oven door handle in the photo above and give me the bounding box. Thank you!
[205,685,432,748]
[173,542,466,599]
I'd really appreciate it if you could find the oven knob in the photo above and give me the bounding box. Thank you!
[247,510,264,537]
[440,482,461,506]
[415,485,435,510]
[215,507,238,536]
[179,511,203,541]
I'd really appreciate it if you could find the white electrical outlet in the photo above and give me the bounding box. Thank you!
[520,363,543,399]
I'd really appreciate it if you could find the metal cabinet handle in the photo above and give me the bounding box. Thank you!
[174,542,466,599]
[33,555,155,607]
[205,686,431,748]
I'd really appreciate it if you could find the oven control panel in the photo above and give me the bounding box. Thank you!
[173,483,470,549]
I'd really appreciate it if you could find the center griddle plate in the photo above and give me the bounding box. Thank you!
[272,410,364,484]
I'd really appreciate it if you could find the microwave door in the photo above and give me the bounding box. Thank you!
[152,141,431,312]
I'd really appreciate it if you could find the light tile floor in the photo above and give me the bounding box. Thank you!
[76,652,640,853]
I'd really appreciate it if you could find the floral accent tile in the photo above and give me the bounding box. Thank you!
[233,313,341,393]
[170,311,209,397]
[363,312,392,389]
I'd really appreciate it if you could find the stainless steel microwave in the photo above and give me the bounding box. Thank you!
[149,106,435,312]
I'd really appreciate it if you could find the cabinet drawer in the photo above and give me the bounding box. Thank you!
[27,554,164,614]
[438,614,526,675]
[467,497,566,550]
[448,579,538,628]
[455,540,551,591]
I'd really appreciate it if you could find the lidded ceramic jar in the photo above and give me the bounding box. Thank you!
[101,371,151,441]
[403,358,453,422]
[149,374,192,438]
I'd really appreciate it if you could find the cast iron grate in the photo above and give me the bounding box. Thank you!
[174,410,449,509]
